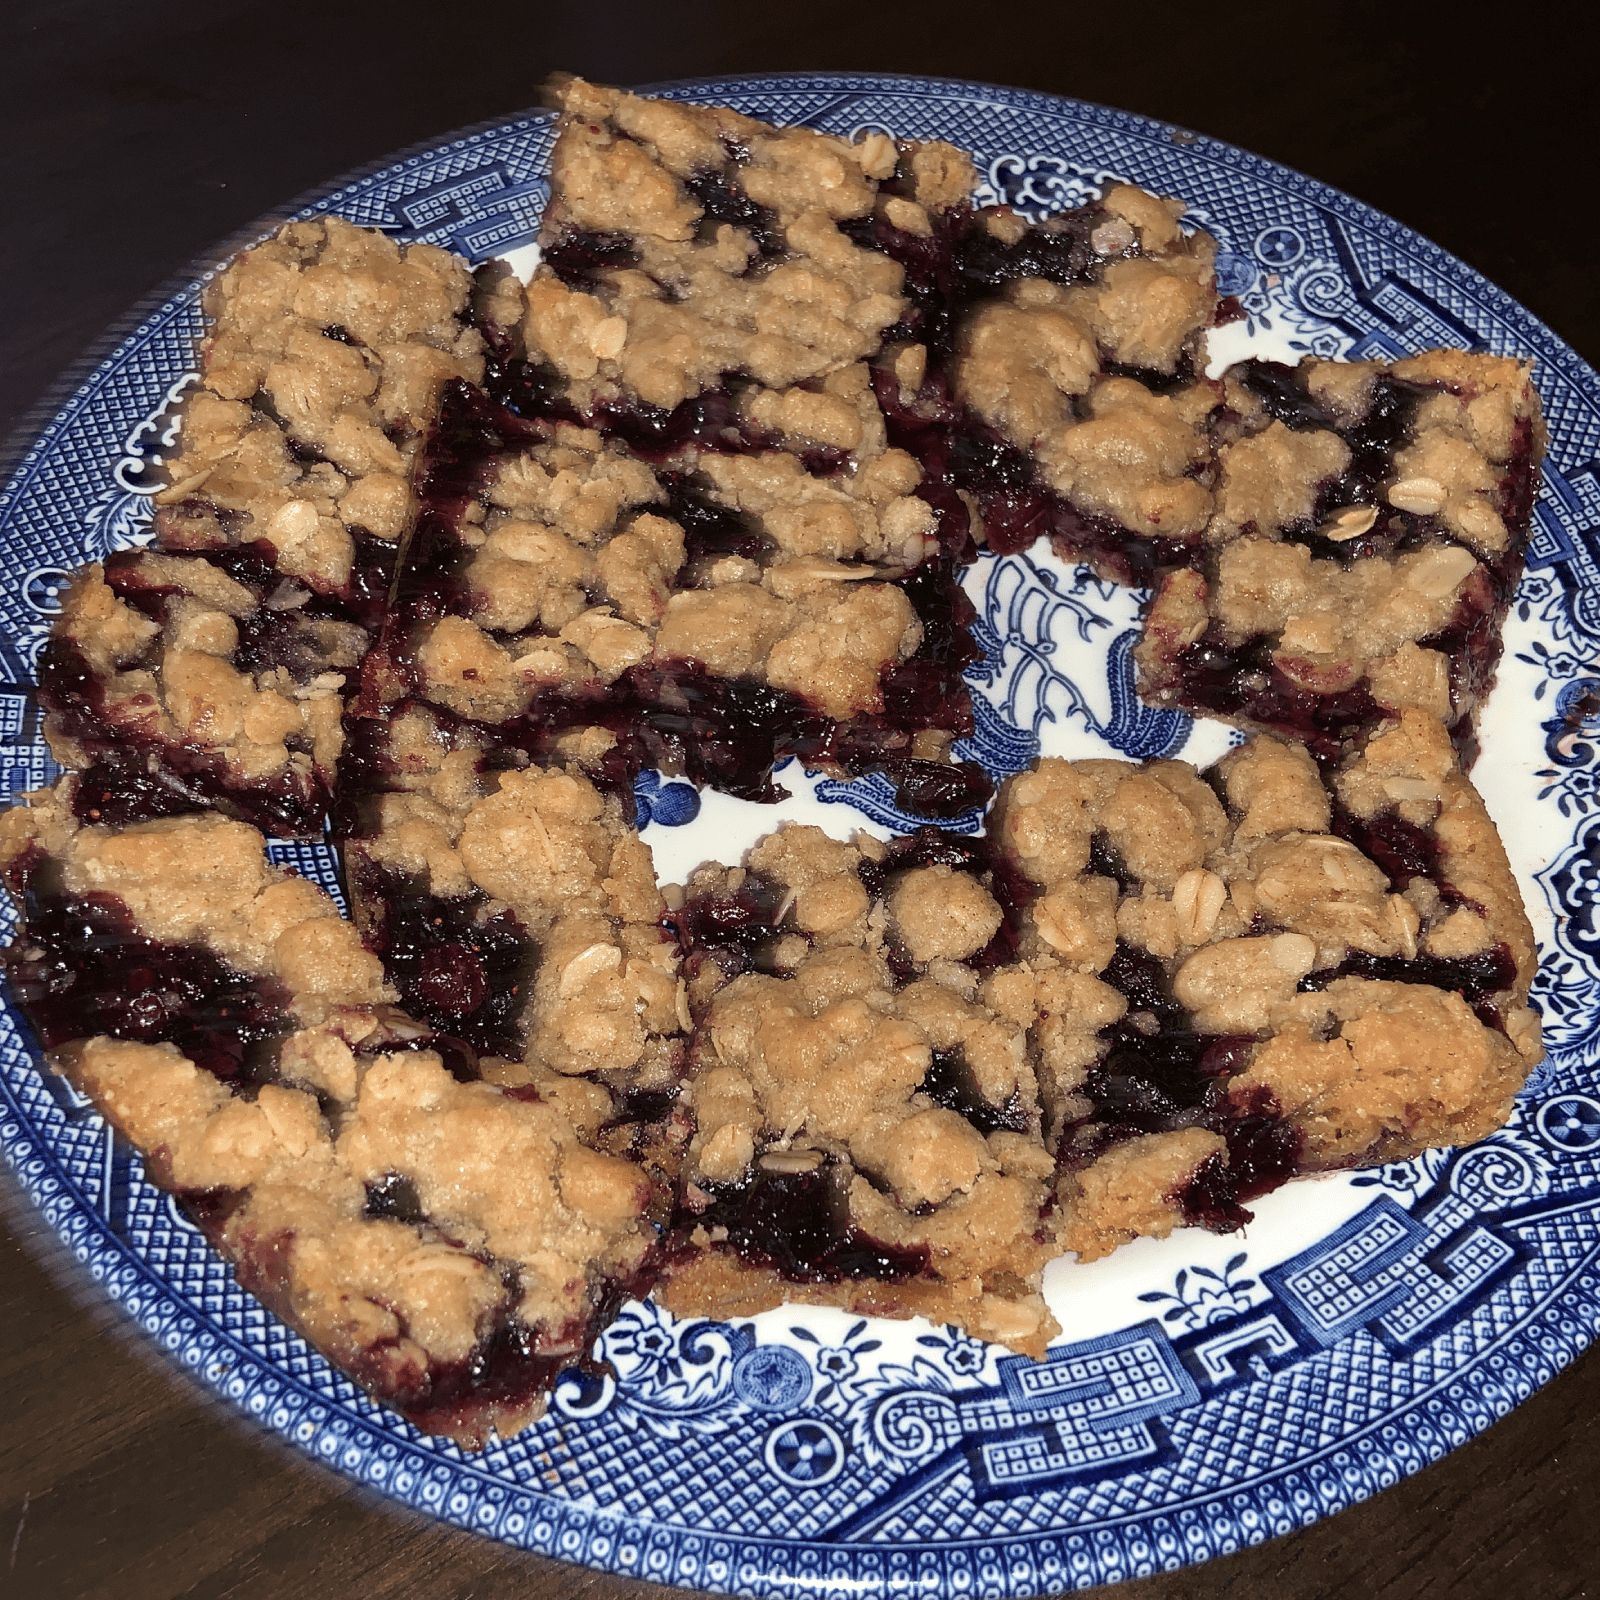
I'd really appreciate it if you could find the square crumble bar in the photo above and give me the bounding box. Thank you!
[657,709,1540,1331]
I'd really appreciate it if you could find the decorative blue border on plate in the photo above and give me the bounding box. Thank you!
[5,72,1600,1596]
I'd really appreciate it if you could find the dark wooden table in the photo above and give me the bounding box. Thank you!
[3,3,1598,1595]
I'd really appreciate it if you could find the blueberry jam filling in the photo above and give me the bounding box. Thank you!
[39,637,332,838]
[1299,944,1518,1032]
[1,858,291,1085]
[390,1312,599,1442]
[683,167,786,258]
[874,756,993,820]
[920,1047,1030,1135]
[676,1164,928,1285]
[843,201,1112,365]
[1069,940,1302,1228]
[1331,804,1461,895]
[660,470,772,571]
[363,1172,426,1224]
[670,867,797,986]
[540,229,641,290]
[1156,632,1387,766]
[869,367,1199,587]
[1176,1088,1302,1231]
[355,864,535,1059]
[587,385,847,473]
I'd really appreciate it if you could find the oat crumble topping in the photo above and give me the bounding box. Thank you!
[0,82,1548,1446]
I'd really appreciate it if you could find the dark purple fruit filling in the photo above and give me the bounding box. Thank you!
[1064,939,1302,1226]
[356,865,536,1059]
[844,201,1122,365]
[919,1047,1030,1136]
[1156,631,1386,766]
[1300,943,1518,1029]
[1087,831,1140,893]
[363,1172,425,1224]
[605,1085,681,1129]
[590,385,848,473]
[39,639,331,838]
[1234,359,1421,464]
[230,608,367,683]
[2,862,291,1085]
[671,867,799,985]
[1098,940,1185,1026]
[396,378,547,613]
[874,757,993,819]
[677,1164,928,1285]
[37,523,397,838]
[869,367,1199,587]
[684,167,786,258]
[1175,1089,1303,1231]
[660,470,772,570]
[541,229,641,290]
[1330,804,1468,902]
[841,199,1225,583]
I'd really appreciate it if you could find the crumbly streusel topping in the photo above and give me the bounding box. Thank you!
[1135,352,1545,747]
[987,712,1540,1259]
[522,79,974,415]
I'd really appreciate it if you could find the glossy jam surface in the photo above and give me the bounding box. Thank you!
[355,864,535,1058]
[1,859,291,1084]
[1072,940,1303,1230]
[681,1165,929,1285]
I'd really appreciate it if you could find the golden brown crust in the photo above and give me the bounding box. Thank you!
[1136,351,1545,739]
[987,716,1541,1257]
[0,85,1552,1451]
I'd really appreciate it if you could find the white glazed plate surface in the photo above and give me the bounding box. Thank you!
[4,72,1600,1598]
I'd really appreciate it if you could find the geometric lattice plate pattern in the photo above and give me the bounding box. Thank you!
[3,72,1600,1597]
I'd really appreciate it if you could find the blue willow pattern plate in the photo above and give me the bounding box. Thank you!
[2,71,1600,1597]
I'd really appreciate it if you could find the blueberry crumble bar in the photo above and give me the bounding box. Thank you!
[0,784,663,1446]
[38,220,484,837]
[347,377,983,820]
[993,711,1540,1258]
[1135,352,1545,761]
[0,82,1551,1445]
[662,823,1059,1354]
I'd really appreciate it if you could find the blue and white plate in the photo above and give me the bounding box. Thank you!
[3,73,1600,1597]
